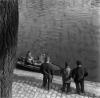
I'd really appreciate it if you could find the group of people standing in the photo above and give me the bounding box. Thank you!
[40,55,88,95]
[24,51,88,94]
[61,61,88,94]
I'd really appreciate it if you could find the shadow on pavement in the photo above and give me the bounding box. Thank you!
[13,74,95,97]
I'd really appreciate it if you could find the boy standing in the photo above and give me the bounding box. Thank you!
[61,62,72,93]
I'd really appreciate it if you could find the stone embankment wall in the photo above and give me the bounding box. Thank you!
[18,0,100,82]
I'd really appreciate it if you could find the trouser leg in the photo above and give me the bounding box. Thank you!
[62,82,66,92]
[48,78,50,90]
[51,75,53,83]
[62,81,64,89]
[67,83,71,92]
[48,75,52,90]
[75,82,80,93]
[80,80,84,93]
[43,75,47,88]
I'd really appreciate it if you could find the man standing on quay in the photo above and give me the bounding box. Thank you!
[72,61,88,94]
[40,56,53,90]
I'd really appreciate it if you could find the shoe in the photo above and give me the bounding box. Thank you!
[62,89,66,93]
[76,91,81,95]
[66,91,71,94]
[80,91,85,96]
[60,87,63,90]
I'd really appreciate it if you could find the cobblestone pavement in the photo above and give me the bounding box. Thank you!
[12,69,99,98]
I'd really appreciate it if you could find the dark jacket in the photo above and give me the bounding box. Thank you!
[40,63,53,77]
[72,67,88,82]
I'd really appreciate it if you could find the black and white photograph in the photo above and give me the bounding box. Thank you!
[0,0,100,98]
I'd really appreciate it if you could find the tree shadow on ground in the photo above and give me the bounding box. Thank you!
[13,74,96,97]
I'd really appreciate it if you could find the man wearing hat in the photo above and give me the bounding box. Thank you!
[72,60,88,94]
[40,56,53,90]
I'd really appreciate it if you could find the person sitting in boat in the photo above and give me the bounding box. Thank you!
[40,53,47,63]
[25,51,34,65]
[47,56,51,63]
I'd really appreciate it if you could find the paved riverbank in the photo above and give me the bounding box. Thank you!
[12,69,100,98]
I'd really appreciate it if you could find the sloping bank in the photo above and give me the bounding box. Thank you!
[13,69,100,97]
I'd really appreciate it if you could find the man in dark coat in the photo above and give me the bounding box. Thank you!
[40,56,53,90]
[72,60,88,94]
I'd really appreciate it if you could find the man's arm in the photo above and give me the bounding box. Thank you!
[84,68,88,77]
[40,64,43,73]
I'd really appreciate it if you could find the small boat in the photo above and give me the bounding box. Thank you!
[16,56,41,71]
[16,56,61,73]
